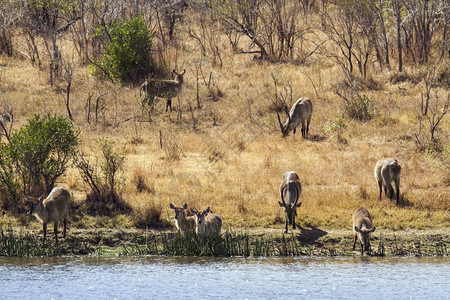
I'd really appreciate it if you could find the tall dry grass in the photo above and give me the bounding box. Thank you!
[0,16,448,232]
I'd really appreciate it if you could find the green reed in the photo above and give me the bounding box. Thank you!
[120,231,313,257]
[0,226,99,257]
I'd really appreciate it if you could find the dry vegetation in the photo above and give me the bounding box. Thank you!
[0,1,448,236]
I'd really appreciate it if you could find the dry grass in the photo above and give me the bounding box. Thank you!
[0,21,448,233]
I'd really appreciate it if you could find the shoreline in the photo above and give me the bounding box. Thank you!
[1,226,448,257]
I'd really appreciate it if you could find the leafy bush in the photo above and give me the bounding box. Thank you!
[91,16,154,83]
[0,115,79,213]
[324,116,348,142]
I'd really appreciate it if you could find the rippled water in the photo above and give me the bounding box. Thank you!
[1,256,449,299]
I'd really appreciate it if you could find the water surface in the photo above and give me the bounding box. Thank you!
[1,256,448,299]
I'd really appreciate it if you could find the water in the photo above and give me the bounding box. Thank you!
[0,256,448,299]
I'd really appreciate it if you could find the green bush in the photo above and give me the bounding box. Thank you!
[0,115,79,212]
[91,16,154,83]
[324,116,348,142]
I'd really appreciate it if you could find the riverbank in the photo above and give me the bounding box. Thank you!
[1,226,448,257]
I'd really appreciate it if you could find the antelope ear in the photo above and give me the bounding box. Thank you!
[278,201,285,207]
[172,69,176,74]
[190,208,197,214]
[170,203,175,209]
[181,69,186,75]
[296,202,302,208]
[183,203,188,209]
[354,226,362,233]
[203,207,210,214]
[370,227,376,233]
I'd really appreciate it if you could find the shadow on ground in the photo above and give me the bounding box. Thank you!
[297,226,328,245]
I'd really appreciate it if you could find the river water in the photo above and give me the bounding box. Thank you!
[0,256,448,299]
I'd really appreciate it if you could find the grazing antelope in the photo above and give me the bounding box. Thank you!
[190,207,222,238]
[278,171,302,233]
[28,187,71,242]
[277,97,313,138]
[353,207,376,255]
[140,69,186,112]
[169,203,196,234]
[374,158,401,205]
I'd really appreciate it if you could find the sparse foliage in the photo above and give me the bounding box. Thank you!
[75,138,129,216]
[416,92,449,152]
[324,116,348,142]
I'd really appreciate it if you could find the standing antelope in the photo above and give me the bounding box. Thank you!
[374,158,401,205]
[169,203,196,235]
[190,207,222,238]
[353,207,376,255]
[278,171,302,233]
[28,187,71,242]
[277,97,313,138]
[140,69,186,112]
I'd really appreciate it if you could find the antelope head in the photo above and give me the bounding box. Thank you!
[170,203,188,221]
[277,109,291,137]
[278,199,301,225]
[190,207,210,225]
[172,69,186,84]
[354,226,376,252]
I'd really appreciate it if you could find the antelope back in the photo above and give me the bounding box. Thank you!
[353,207,375,246]
[205,213,222,236]
[280,171,302,207]
[375,158,401,181]
[278,98,313,135]
[45,187,71,221]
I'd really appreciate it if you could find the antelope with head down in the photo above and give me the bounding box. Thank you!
[190,207,222,238]
[28,187,72,242]
[169,203,195,235]
[277,97,313,138]
[374,158,401,205]
[140,69,186,112]
[353,207,376,255]
[278,171,302,233]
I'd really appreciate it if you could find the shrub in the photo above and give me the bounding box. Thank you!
[10,115,78,194]
[75,138,130,216]
[324,116,348,142]
[90,16,154,83]
[344,94,376,122]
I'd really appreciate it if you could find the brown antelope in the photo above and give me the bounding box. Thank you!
[353,207,376,255]
[277,97,313,138]
[28,187,71,242]
[374,158,401,205]
[190,207,222,238]
[169,203,196,234]
[140,69,186,112]
[278,171,302,233]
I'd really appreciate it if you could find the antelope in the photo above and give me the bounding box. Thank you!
[353,207,376,255]
[28,187,71,242]
[277,97,313,138]
[169,203,196,234]
[374,158,401,205]
[190,207,222,238]
[140,69,186,112]
[278,171,302,233]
